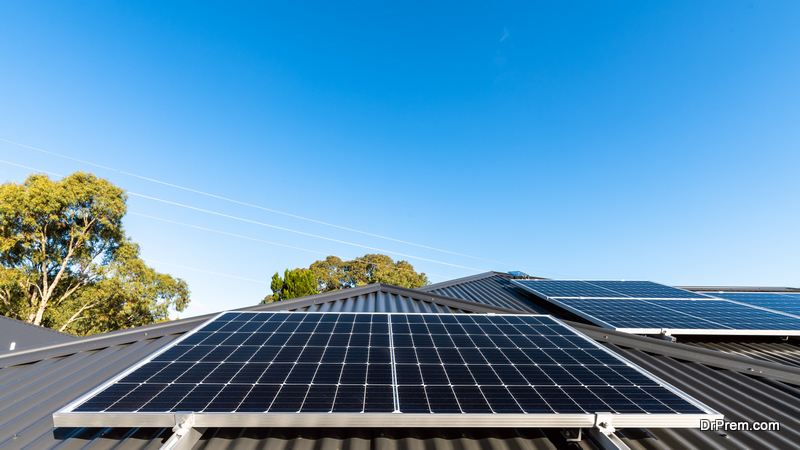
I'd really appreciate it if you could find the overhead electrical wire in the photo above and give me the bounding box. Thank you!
[143,259,272,285]
[0,154,570,278]
[0,138,516,267]
[127,192,484,272]
[131,212,450,279]
[0,159,454,280]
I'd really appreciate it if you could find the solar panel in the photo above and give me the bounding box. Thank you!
[515,280,713,299]
[513,280,800,336]
[583,281,714,299]
[709,292,800,318]
[54,312,720,429]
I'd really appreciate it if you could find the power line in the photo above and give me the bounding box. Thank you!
[0,159,482,271]
[130,212,450,279]
[143,259,272,285]
[131,212,330,256]
[0,159,64,177]
[0,159,457,279]
[0,156,568,278]
[0,137,516,267]
[127,192,485,272]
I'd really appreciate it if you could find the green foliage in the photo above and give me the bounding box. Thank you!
[263,268,318,303]
[309,256,348,292]
[262,254,429,303]
[0,172,190,335]
[310,254,429,292]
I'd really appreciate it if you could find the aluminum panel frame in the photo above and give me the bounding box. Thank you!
[52,411,720,429]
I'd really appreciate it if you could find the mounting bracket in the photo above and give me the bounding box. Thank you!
[657,329,677,343]
[160,413,207,450]
[562,428,583,442]
[588,413,631,450]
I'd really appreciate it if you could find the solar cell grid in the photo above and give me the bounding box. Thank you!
[710,292,800,318]
[515,280,626,298]
[583,281,713,299]
[513,280,800,335]
[513,279,713,300]
[61,311,718,429]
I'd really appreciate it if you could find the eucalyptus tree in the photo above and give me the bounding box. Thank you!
[0,172,189,335]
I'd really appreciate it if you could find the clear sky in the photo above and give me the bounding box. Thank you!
[1,2,798,319]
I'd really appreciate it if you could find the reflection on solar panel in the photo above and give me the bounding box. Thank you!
[54,312,719,429]
[709,292,800,318]
[514,280,713,299]
[513,280,800,336]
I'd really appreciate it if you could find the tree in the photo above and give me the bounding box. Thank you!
[265,268,318,303]
[308,256,348,292]
[344,253,429,289]
[260,253,428,303]
[310,254,429,291]
[0,172,189,335]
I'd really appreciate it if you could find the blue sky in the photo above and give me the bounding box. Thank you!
[1,2,798,318]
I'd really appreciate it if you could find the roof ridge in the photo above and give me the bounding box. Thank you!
[0,314,77,338]
[417,272,510,292]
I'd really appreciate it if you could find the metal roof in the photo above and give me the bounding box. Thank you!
[0,315,75,353]
[680,336,800,369]
[2,276,800,449]
[420,271,547,313]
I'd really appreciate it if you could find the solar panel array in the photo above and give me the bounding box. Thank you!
[512,280,800,335]
[56,312,717,428]
[514,280,714,300]
[709,292,800,318]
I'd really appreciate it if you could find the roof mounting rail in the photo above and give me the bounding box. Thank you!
[161,413,206,450]
[589,413,631,450]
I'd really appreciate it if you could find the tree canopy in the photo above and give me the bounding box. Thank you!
[262,254,428,303]
[0,172,190,335]
[265,268,318,303]
[311,254,429,292]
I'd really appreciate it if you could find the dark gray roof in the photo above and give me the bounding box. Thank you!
[2,277,800,449]
[0,315,75,353]
[680,336,800,368]
[421,271,547,313]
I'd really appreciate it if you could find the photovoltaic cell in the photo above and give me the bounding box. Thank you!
[513,279,713,299]
[512,280,800,335]
[583,281,714,299]
[59,312,717,428]
[709,292,800,318]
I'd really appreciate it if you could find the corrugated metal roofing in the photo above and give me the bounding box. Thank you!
[421,272,546,313]
[0,315,75,353]
[2,277,800,450]
[682,337,800,369]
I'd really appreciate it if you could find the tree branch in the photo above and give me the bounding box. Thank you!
[59,301,98,333]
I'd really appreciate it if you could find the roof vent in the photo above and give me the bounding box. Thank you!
[508,271,529,279]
